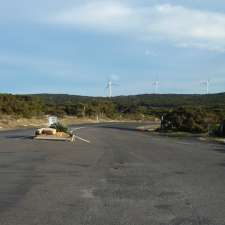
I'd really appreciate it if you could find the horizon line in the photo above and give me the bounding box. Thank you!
[0,92,224,97]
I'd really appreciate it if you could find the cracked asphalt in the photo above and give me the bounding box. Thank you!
[0,123,225,225]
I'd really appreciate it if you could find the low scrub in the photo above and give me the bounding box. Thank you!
[161,107,208,133]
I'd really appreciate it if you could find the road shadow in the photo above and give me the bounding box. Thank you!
[214,148,225,154]
[70,122,159,133]
[218,161,225,167]
[4,135,34,140]
[100,125,139,132]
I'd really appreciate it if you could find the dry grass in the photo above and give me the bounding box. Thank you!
[0,115,143,130]
[0,115,49,130]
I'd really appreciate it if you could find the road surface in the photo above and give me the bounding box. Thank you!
[0,123,225,225]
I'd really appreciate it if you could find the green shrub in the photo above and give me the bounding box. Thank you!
[209,120,225,137]
[221,120,225,136]
[161,107,208,133]
[50,123,69,133]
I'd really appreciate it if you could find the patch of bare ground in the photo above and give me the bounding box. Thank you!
[0,115,155,131]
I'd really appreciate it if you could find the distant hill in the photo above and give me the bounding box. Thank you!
[31,94,104,104]
[32,93,225,108]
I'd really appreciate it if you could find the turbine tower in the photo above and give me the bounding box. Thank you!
[201,80,210,94]
[106,80,113,98]
[152,80,159,94]
[106,75,119,97]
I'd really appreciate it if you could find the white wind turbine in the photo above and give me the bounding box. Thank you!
[152,80,160,94]
[106,80,113,98]
[201,79,210,94]
[106,75,119,98]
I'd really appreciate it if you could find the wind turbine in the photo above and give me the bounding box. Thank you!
[201,79,210,94]
[106,77,119,98]
[152,80,160,94]
[106,80,113,98]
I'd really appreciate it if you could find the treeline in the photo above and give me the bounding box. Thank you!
[44,101,117,119]
[0,93,225,123]
[0,94,43,118]
[33,93,225,120]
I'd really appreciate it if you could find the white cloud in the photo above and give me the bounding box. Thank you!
[147,4,225,51]
[47,2,225,52]
[48,2,141,33]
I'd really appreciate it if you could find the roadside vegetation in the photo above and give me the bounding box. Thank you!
[209,120,225,137]
[50,122,69,133]
[160,107,208,133]
[0,93,224,137]
[0,94,43,118]
[160,107,225,137]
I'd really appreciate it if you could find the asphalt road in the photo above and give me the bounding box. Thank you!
[0,123,225,225]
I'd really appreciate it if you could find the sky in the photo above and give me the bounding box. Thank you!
[0,0,225,96]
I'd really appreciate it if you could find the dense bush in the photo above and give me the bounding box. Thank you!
[161,107,208,133]
[50,123,69,133]
[221,120,225,136]
[209,120,225,137]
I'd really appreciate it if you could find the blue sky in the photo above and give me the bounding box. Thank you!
[1,0,225,96]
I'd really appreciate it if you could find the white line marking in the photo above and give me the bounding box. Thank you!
[71,127,90,143]
[72,127,86,131]
[74,135,91,144]
[176,142,192,145]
